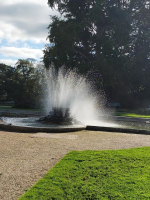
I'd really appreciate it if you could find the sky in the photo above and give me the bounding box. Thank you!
[0,0,58,67]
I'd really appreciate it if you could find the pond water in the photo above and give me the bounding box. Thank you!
[117,120,150,130]
[1,116,87,128]
[2,116,150,131]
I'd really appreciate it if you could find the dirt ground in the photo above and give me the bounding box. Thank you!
[1,129,150,200]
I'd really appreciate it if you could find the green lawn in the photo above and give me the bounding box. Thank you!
[115,108,150,118]
[0,106,41,111]
[18,147,150,200]
[0,106,14,110]
[116,112,150,118]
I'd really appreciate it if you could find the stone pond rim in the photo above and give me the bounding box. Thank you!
[1,122,150,134]
[0,122,87,133]
[1,109,150,134]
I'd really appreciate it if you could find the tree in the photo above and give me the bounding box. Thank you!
[44,0,132,103]
[45,0,131,70]
[44,0,150,108]
[124,0,150,107]
[10,59,42,108]
[0,63,15,102]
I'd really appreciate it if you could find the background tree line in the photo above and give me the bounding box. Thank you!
[0,59,43,108]
[44,0,150,108]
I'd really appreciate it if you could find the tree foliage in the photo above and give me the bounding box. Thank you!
[0,59,43,109]
[0,63,15,101]
[44,0,150,108]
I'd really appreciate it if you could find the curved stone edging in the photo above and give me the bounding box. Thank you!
[86,125,150,135]
[1,122,150,134]
[0,123,86,133]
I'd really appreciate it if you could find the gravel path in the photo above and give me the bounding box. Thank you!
[1,130,150,200]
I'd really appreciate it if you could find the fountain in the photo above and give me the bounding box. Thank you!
[0,66,106,132]
[42,66,102,124]
[1,65,150,134]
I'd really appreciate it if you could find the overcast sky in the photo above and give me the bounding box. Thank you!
[0,0,58,66]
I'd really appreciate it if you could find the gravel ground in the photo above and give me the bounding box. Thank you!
[1,130,150,200]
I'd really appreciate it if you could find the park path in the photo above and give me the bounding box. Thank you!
[1,130,150,199]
